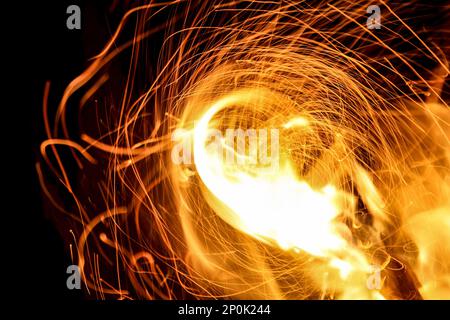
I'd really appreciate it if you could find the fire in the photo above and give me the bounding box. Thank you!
[182,84,385,299]
[38,1,450,300]
[193,89,347,257]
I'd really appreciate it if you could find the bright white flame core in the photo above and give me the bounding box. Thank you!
[194,89,348,257]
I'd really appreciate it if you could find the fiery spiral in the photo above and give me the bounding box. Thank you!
[38,0,450,299]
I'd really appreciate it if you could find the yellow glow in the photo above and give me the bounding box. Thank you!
[191,88,383,299]
[193,89,346,257]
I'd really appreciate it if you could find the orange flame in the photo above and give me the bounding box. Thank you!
[38,0,449,300]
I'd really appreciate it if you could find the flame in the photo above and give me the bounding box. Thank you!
[193,89,347,257]
[37,0,450,300]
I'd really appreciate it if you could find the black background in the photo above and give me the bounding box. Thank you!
[29,0,114,301]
